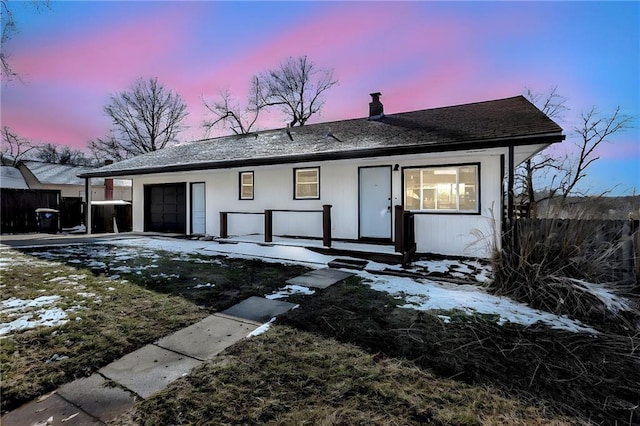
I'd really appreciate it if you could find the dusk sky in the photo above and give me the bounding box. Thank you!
[1,1,638,195]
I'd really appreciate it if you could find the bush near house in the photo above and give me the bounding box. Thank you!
[491,218,639,329]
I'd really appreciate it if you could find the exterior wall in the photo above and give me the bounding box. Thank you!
[129,148,507,258]
[39,184,131,201]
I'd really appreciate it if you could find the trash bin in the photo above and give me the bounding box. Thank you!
[35,208,60,234]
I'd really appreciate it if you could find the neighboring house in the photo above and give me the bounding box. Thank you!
[17,160,131,201]
[1,160,132,233]
[80,95,564,258]
[1,164,29,190]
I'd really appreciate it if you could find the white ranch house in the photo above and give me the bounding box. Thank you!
[80,95,564,259]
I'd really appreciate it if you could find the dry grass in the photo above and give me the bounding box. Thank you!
[1,245,310,414]
[278,278,640,424]
[490,219,639,330]
[0,248,208,412]
[122,326,576,426]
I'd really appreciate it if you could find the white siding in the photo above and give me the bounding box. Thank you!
[128,147,506,258]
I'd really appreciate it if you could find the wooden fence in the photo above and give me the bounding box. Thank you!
[1,189,60,234]
[509,219,639,285]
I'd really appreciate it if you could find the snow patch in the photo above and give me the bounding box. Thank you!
[0,308,68,335]
[266,285,315,300]
[248,318,275,337]
[1,295,61,313]
[192,283,214,289]
[567,278,631,314]
[360,272,596,334]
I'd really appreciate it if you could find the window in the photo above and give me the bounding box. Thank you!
[239,171,254,200]
[404,164,479,212]
[294,167,320,199]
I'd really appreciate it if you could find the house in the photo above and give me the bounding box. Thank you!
[79,95,564,258]
[1,160,132,233]
[15,160,131,201]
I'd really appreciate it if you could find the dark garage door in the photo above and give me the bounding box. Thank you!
[144,183,186,233]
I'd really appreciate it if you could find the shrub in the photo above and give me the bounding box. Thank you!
[489,218,639,330]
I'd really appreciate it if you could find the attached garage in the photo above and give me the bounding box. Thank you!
[144,183,186,233]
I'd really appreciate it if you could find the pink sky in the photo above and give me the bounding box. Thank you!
[1,1,638,194]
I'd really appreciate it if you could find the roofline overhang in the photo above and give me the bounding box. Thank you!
[79,132,565,179]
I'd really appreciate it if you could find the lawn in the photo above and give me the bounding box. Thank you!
[0,244,309,412]
[119,326,576,425]
[1,238,638,424]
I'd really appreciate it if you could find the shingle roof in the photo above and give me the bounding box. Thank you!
[20,161,131,187]
[23,161,91,186]
[0,165,29,189]
[81,96,564,178]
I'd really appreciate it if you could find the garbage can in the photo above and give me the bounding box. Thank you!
[35,208,60,234]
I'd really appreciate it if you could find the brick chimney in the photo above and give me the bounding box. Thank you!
[104,160,113,200]
[368,92,384,119]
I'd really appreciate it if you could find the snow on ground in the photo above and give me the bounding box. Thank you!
[0,295,68,335]
[0,251,105,335]
[104,237,336,267]
[102,237,601,333]
[266,285,315,300]
[0,252,61,270]
[191,283,214,289]
[3,236,620,335]
[567,278,631,314]
[375,258,493,284]
[248,319,274,337]
[360,272,598,333]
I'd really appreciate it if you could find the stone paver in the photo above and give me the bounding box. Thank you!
[0,392,99,426]
[286,267,354,289]
[221,296,297,323]
[155,314,260,361]
[57,374,136,423]
[99,344,202,399]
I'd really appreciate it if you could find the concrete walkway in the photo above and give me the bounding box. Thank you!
[1,268,353,426]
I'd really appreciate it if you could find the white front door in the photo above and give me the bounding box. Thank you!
[359,166,392,239]
[191,182,205,235]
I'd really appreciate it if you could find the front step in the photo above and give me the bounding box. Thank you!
[308,246,403,265]
[327,258,368,270]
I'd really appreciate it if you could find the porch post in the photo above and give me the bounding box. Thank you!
[84,177,92,234]
[219,212,228,238]
[394,205,404,253]
[507,145,515,222]
[322,204,332,247]
[507,145,517,252]
[264,210,273,243]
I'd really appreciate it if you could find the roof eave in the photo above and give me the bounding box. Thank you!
[79,132,564,179]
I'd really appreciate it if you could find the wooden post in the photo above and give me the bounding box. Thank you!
[394,205,404,253]
[264,210,273,242]
[219,212,228,238]
[322,204,332,247]
[507,145,515,222]
[507,145,516,250]
[85,177,92,234]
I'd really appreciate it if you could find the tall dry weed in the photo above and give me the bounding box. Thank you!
[489,218,639,330]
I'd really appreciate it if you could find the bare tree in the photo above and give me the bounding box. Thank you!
[0,126,36,165]
[257,55,338,127]
[34,142,58,163]
[35,143,94,166]
[89,77,188,160]
[517,87,568,217]
[518,87,634,217]
[1,0,51,81]
[203,77,263,135]
[558,106,634,201]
